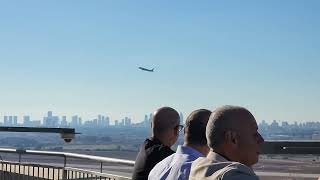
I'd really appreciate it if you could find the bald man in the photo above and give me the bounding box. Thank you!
[189,105,264,180]
[132,107,181,180]
[148,109,211,180]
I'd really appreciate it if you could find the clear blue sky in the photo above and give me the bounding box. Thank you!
[0,0,319,123]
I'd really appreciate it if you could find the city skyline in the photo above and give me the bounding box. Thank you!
[0,1,319,123]
[0,110,319,125]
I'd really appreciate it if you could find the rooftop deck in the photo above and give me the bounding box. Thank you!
[0,141,319,180]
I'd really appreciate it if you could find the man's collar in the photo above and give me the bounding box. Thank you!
[207,151,231,162]
[177,145,205,158]
[149,137,162,144]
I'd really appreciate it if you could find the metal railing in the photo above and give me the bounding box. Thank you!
[0,140,319,179]
[0,148,134,180]
[0,160,64,179]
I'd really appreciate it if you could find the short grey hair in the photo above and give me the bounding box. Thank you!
[184,109,211,146]
[206,105,251,148]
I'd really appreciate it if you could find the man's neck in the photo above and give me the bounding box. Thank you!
[184,144,209,156]
[211,149,232,161]
[152,135,170,147]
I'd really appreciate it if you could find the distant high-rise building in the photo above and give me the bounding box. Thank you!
[98,115,102,126]
[8,116,13,125]
[282,121,289,128]
[71,116,79,127]
[43,111,59,127]
[106,116,110,126]
[101,116,106,127]
[60,116,68,127]
[259,120,268,131]
[23,116,31,126]
[79,117,82,126]
[271,120,279,128]
[48,111,53,118]
[93,119,98,126]
[115,120,119,126]
[4,116,8,125]
[13,116,18,126]
[124,117,131,126]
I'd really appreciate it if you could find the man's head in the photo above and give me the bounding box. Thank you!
[206,105,264,167]
[184,109,211,155]
[152,107,180,147]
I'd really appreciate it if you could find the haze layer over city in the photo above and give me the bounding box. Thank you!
[1,110,319,148]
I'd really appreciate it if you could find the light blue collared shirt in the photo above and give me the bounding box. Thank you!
[148,145,204,180]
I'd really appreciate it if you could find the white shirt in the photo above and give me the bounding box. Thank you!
[148,145,204,180]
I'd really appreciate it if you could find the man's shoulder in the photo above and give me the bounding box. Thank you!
[190,158,258,180]
[133,139,174,180]
[215,162,258,180]
[145,140,174,157]
[148,153,175,178]
[153,153,176,167]
[148,151,194,180]
[143,138,171,150]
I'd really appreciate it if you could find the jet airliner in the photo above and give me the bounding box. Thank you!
[138,67,154,72]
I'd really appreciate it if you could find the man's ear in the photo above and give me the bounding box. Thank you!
[231,131,239,145]
[225,130,238,145]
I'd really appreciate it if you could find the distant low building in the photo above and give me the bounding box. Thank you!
[312,132,320,140]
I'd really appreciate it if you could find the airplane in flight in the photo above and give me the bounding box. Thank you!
[138,67,154,72]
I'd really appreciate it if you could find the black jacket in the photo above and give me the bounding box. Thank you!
[132,137,175,180]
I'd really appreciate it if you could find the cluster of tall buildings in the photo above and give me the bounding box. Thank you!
[2,111,318,133]
[3,115,42,127]
[258,120,320,140]
[2,111,319,140]
[3,116,18,126]
[259,120,320,131]
[82,115,110,127]
[0,111,149,128]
